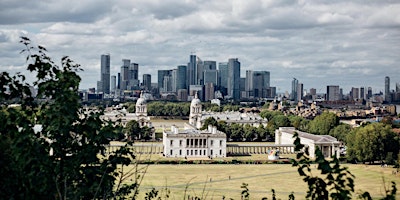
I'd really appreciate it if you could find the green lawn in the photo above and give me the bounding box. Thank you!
[123,164,399,199]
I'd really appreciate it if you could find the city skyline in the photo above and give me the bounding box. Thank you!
[0,1,399,93]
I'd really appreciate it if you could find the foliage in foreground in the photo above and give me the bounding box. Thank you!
[0,37,138,199]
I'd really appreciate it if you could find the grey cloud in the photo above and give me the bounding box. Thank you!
[0,0,111,24]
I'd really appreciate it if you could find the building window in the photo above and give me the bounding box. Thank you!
[170,149,173,156]
[220,140,223,147]
[204,150,206,155]
[219,149,222,155]
[195,150,198,155]
[210,150,213,155]
[210,140,213,146]
[179,140,183,146]
[191,150,193,155]
[187,150,189,155]
[179,150,182,155]
[186,139,189,147]
[170,140,173,146]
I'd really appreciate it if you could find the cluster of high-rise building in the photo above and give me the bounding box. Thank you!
[289,76,400,105]
[94,53,398,104]
[95,54,275,101]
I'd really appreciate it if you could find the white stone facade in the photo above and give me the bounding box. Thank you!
[163,92,227,158]
[163,124,227,158]
[189,93,202,129]
[201,111,268,127]
[275,127,340,159]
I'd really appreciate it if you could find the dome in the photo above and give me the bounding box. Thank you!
[191,92,201,106]
[136,91,146,106]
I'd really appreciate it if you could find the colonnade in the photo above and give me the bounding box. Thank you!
[186,138,208,148]
[226,144,296,155]
[105,144,164,155]
[105,143,297,156]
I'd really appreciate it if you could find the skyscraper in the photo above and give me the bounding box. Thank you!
[246,70,270,98]
[142,74,151,91]
[385,76,391,102]
[350,87,359,100]
[188,54,197,86]
[120,59,130,91]
[204,82,215,101]
[98,54,110,94]
[360,87,365,100]
[218,62,228,95]
[171,69,177,92]
[291,78,298,101]
[228,58,240,100]
[128,63,139,89]
[196,57,204,85]
[176,65,187,91]
[157,70,171,92]
[203,70,218,86]
[367,87,373,99]
[297,83,303,102]
[326,85,340,101]
[111,75,116,94]
[203,61,217,70]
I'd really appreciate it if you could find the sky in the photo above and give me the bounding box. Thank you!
[0,0,399,94]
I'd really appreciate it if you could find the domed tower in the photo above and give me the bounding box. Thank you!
[136,91,148,127]
[189,92,202,129]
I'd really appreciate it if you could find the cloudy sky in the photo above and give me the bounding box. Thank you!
[1,0,399,93]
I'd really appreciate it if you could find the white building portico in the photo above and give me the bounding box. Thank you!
[163,92,227,158]
[163,124,226,158]
[275,127,340,159]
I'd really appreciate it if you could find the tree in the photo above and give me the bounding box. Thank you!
[200,117,218,130]
[124,120,142,140]
[267,114,290,135]
[288,114,309,131]
[308,111,339,135]
[260,110,284,121]
[346,123,399,163]
[329,124,352,144]
[0,37,136,199]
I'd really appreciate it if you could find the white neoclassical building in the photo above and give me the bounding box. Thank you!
[163,93,227,158]
[200,111,268,127]
[134,91,152,128]
[102,91,152,128]
[163,124,227,158]
[275,127,340,159]
[189,92,202,129]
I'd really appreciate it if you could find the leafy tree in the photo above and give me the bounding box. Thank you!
[124,120,153,141]
[267,114,290,135]
[200,117,218,130]
[308,111,339,135]
[260,110,284,121]
[346,123,399,164]
[243,124,256,141]
[256,124,269,141]
[230,123,244,141]
[124,120,142,140]
[0,37,136,199]
[329,123,352,144]
[127,102,136,113]
[288,114,309,131]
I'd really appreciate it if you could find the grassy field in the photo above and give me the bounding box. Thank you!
[123,164,399,199]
